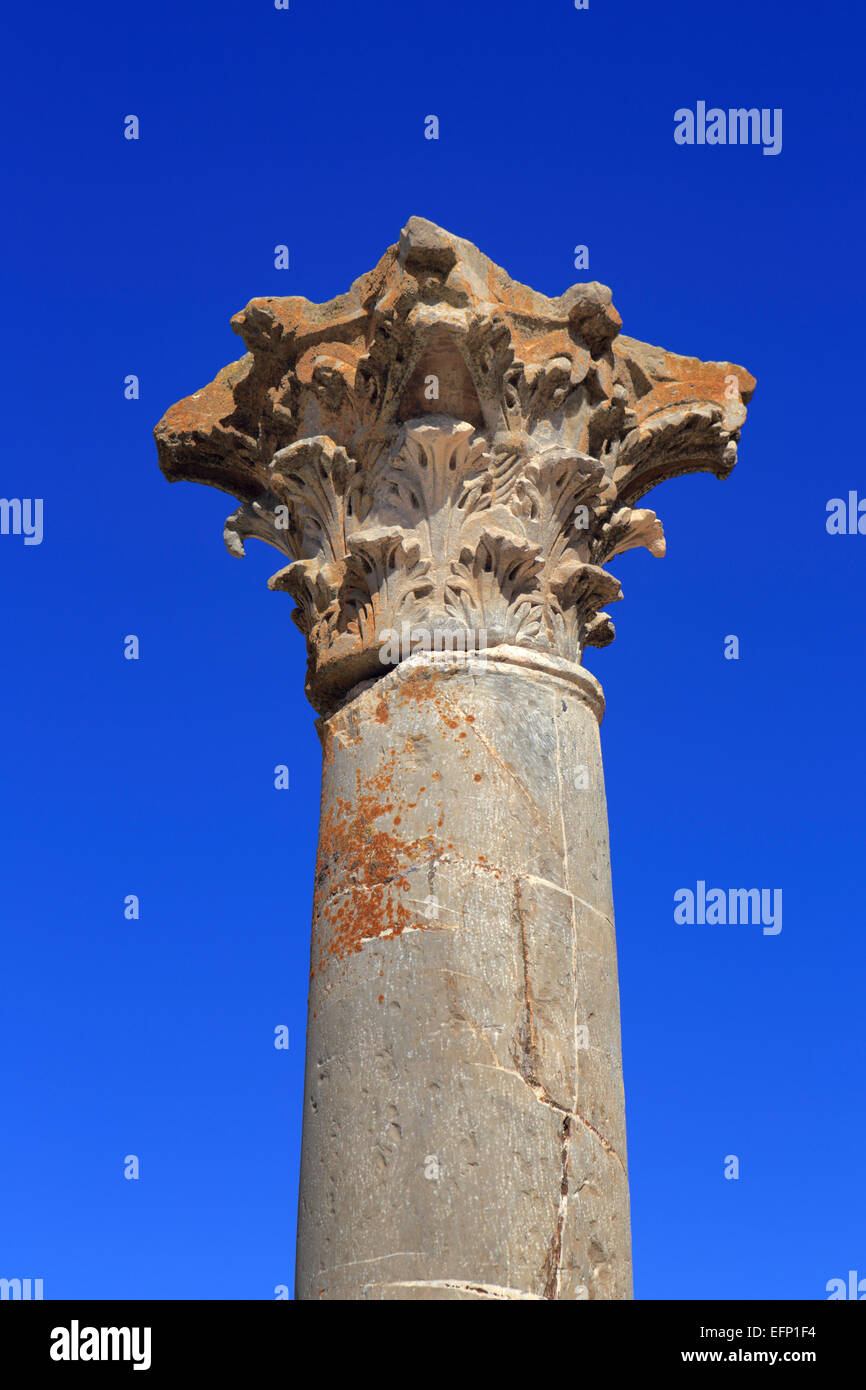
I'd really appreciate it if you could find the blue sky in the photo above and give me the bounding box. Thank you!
[1,0,863,1299]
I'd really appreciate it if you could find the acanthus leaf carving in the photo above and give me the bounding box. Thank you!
[444,528,544,642]
[340,529,433,643]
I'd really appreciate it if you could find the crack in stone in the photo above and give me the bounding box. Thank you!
[449,983,626,1179]
[523,872,615,927]
[553,703,578,1300]
[359,915,461,945]
[468,1060,627,1175]
[315,862,452,910]
[319,842,613,933]
[542,1114,572,1299]
[512,877,539,1085]
[327,1251,427,1272]
[363,1279,545,1300]
[431,680,560,842]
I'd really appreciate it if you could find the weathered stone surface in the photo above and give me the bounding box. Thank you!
[155,220,754,1299]
[299,649,628,1301]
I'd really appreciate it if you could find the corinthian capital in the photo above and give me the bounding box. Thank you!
[155,217,754,714]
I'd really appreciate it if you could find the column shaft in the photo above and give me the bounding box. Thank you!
[296,648,631,1301]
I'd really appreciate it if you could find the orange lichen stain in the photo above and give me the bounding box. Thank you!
[397,666,461,730]
[375,700,389,724]
[404,784,428,812]
[156,357,248,438]
[378,994,384,1004]
[474,773,483,782]
[394,815,402,825]
[397,667,437,705]
[313,750,443,971]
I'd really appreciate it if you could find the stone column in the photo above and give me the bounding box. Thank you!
[155,218,754,1300]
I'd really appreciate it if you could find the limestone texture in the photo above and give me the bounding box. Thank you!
[155,218,754,1299]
